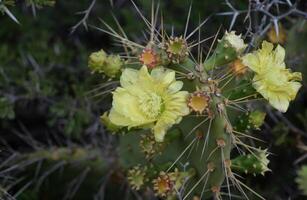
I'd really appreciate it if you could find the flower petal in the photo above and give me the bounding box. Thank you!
[168,81,183,93]
[112,88,153,125]
[120,68,138,88]
[274,45,285,66]
[242,53,261,73]
[162,71,176,86]
[110,65,189,142]
[109,108,134,126]
[151,67,165,79]
[261,41,274,53]
[268,95,289,113]
[244,41,302,113]
[153,122,167,142]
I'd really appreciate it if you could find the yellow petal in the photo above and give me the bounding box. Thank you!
[153,111,177,142]
[138,65,152,82]
[168,81,183,93]
[112,88,152,125]
[268,94,289,113]
[273,45,285,67]
[120,68,138,88]
[162,71,176,86]
[288,71,302,81]
[153,122,167,142]
[261,41,274,53]
[242,53,261,73]
[151,67,165,79]
[109,108,134,126]
[288,82,302,100]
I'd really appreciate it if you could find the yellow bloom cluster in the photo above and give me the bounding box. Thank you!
[109,66,189,142]
[242,41,302,112]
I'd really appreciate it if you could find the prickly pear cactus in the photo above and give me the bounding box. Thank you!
[89,5,302,200]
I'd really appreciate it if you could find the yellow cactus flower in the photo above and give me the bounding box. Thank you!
[242,41,302,112]
[109,66,189,142]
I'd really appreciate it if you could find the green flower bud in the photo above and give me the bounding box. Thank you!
[105,55,123,77]
[88,50,123,78]
[204,31,247,71]
[231,149,270,175]
[88,49,107,73]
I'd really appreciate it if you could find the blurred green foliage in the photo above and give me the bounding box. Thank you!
[296,165,307,196]
[0,97,15,119]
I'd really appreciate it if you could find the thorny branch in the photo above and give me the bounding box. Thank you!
[70,0,97,34]
[218,0,307,49]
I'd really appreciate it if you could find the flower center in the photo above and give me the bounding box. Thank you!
[188,92,210,114]
[139,49,158,68]
[139,93,163,119]
[142,52,155,64]
[167,37,187,55]
[157,178,171,193]
[169,41,183,54]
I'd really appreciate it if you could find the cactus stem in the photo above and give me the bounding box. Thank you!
[207,162,216,172]
[167,137,197,172]
[211,186,221,199]
[200,118,213,159]
[206,146,220,161]
[183,169,211,200]
[200,173,211,200]
[216,138,226,148]
[224,159,232,169]
[196,130,204,140]
[185,117,210,139]
[221,152,232,198]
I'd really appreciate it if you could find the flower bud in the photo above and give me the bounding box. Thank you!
[88,49,123,78]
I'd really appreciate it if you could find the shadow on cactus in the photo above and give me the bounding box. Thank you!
[88,2,303,200]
